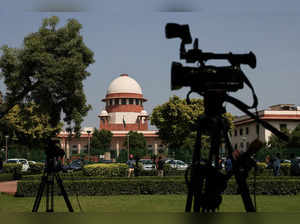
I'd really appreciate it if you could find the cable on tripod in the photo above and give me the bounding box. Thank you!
[67,167,83,212]
[253,164,257,211]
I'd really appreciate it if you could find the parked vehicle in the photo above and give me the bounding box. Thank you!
[6,158,30,172]
[140,159,156,171]
[290,158,300,176]
[164,159,188,170]
[62,159,83,172]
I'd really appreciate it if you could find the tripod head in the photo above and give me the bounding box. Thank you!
[165,23,256,94]
[165,23,256,68]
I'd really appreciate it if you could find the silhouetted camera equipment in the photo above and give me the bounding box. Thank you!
[165,23,256,93]
[165,23,289,213]
[32,137,73,212]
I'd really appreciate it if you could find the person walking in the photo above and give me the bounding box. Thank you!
[127,154,135,177]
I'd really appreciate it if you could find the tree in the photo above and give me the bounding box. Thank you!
[151,95,233,160]
[0,16,94,135]
[288,125,300,148]
[256,125,300,160]
[90,129,113,156]
[151,96,204,150]
[1,103,62,141]
[123,131,147,159]
[0,103,62,160]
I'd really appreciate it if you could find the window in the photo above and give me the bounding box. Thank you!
[136,99,139,105]
[240,142,244,149]
[234,130,237,136]
[246,127,249,135]
[129,98,134,104]
[240,128,243,136]
[148,145,152,148]
[109,99,113,105]
[115,99,119,105]
[280,123,287,130]
[121,98,126,105]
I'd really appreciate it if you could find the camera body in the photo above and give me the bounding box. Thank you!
[165,23,256,93]
[171,62,244,92]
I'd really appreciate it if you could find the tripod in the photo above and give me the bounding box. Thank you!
[185,92,256,212]
[32,156,74,212]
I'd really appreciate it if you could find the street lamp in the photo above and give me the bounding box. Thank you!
[5,135,9,162]
[127,133,130,160]
[87,130,91,162]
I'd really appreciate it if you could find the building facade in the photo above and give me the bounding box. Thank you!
[59,74,164,159]
[231,104,300,152]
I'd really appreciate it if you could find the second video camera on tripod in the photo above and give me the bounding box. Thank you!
[165,23,256,93]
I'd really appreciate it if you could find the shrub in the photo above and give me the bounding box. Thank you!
[2,163,22,173]
[16,177,300,197]
[0,173,13,182]
[83,163,128,177]
[28,162,45,174]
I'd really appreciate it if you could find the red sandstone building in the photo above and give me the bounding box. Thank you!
[59,74,164,159]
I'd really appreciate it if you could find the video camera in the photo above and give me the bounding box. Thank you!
[165,23,256,93]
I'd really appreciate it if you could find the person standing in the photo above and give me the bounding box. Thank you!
[0,156,3,173]
[272,153,281,176]
[127,154,135,177]
[157,156,164,177]
[225,156,232,173]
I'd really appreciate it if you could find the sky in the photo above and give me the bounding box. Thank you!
[0,0,299,130]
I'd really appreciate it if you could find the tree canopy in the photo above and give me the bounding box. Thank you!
[255,124,300,161]
[90,129,113,156]
[123,131,147,159]
[151,95,204,149]
[0,16,94,136]
[150,95,233,161]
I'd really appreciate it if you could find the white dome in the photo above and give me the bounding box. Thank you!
[100,110,108,116]
[107,74,142,95]
[140,110,148,116]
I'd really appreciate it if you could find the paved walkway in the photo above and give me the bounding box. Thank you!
[0,181,17,195]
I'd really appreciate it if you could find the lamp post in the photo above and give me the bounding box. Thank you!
[5,135,9,162]
[127,133,130,160]
[87,130,91,162]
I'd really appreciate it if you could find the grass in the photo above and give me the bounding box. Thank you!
[1,194,300,213]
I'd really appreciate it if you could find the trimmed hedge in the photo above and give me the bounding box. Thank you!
[83,163,128,177]
[28,162,44,174]
[16,176,300,197]
[0,173,14,182]
[2,163,22,173]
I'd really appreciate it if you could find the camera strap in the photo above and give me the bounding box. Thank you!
[240,70,258,109]
[224,94,289,142]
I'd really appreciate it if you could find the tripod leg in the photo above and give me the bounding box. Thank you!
[235,174,256,212]
[32,172,47,212]
[223,126,256,212]
[185,127,203,212]
[47,173,54,212]
[55,173,74,212]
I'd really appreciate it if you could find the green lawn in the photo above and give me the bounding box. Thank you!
[1,194,300,213]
